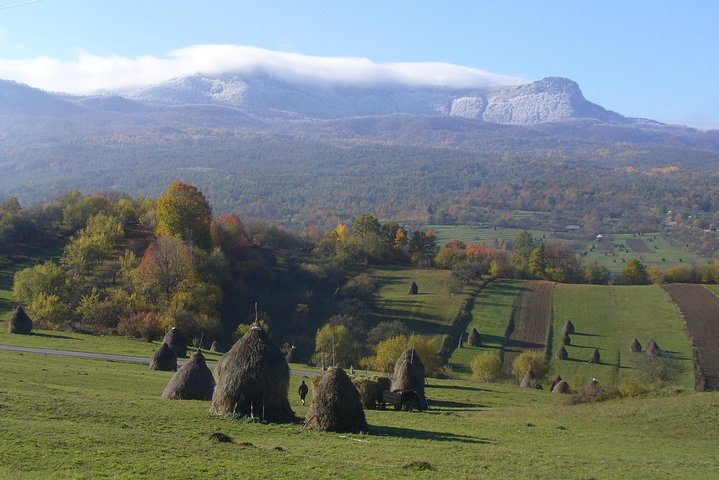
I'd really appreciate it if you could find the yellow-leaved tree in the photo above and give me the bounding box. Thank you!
[156,181,212,250]
[371,335,443,376]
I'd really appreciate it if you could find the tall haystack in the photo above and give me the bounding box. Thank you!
[588,348,600,364]
[150,342,177,371]
[408,282,418,295]
[210,326,294,421]
[555,346,568,360]
[7,306,32,334]
[562,320,575,335]
[162,350,215,400]
[285,345,296,363]
[630,338,642,353]
[164,327,188,357]
[646,339,662,357]
[391,348,428,410]
[305,367,368,433]
[561,333,571,345]
[552,380,571,394]
[467,328,481,347]
[352,376,391,409]
[210,340,226,353]
[520,370,535,388]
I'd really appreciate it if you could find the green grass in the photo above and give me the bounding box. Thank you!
[369,266,472,336]
[427,225,556,247]
[449,280,523,378]
[550,284,695,389]
[580,233,712,273]
[0,349,717,479]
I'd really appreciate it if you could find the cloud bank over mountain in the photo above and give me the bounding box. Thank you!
[0,44,526,94]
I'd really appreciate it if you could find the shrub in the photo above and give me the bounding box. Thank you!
[118,311,163,341]
[370,335,443,376]
[29,293,72,330]
[617,377,652,397]
[629,352,684,385]
[471,352,502,382]
[511,351,548,380]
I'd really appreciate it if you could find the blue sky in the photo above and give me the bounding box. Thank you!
[0,0,717,127]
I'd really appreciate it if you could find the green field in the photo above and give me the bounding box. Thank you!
[449,280,524,378]
[427,225,556,247]
[550,284,695,389]
[0,349,717,479]
[580,233,712,273]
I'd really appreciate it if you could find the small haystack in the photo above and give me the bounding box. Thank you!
[210,326,294,421]
[581,379,602,396]
[391,348,428,410]
[550,375,563,391]
[164,327,188,357]
[285,345,296,363]
[562,320,575,335]
[555,346,568,360]
[520,370,535,388]
[210,340,226,353]
[552,380,571,394]
[467,327,481,347]
[561,333,571,345]
[351,376,391,409]
[7,306,32,334]
[162,350,215,400]
[150,342,177,371]
[408,282,419,295]
[588,348,600,364]
[305,367,368,433]
[630,338,642,353]
[646,339,662,357]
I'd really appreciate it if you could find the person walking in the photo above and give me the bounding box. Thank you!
[298,380,309,406]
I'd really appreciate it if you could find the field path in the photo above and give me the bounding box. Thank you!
[502,280,554,372]
[663,284,719,390]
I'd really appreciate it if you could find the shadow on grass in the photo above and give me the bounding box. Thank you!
[372,425,493,444]
[31,332,78,340]
[573,332,604,337]
[429,384,493,393]
[430,399,487,410]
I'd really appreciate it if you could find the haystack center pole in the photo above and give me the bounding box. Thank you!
[331,329,336,367]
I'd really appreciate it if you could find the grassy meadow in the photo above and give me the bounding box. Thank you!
[550,284,695,389]
[428,225,555,247]
[1,349,717,479]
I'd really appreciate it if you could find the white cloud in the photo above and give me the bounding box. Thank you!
[0,44,526,94]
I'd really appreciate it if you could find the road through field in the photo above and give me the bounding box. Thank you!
[663,284,719,390]
[502,280,554,372]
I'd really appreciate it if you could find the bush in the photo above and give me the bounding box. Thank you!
[29,292,72,330]
[511,351,548,380]
[370,335,443,376]
[617,377,653,397]
[471,352,502,382]
[629,352,684,385]
[118,311,163,341]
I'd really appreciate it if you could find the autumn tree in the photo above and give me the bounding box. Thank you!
[312,323,360,368]
[156,181,212,250]
[352,213,381,239]
[529,244,547,279]
[210,213,250,260]
[139,236,194,301]
[622,258,650,285]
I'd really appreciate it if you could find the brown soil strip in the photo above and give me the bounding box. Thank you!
[502,280,554,372]
[663,284,719,390]
[626,238,652,253]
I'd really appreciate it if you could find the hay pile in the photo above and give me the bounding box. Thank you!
[162,350,215,400]
[562,320,575,335]
[630,338,642,353]
[164,327,188,357]
[305,367,368,433]
[550,375,563,391]
[210,341,225,353]
[351,376,391,409]
[552,380,571,394]
[467,328,481,347]
[555,346,568,360]
[285,345,296,363]
[7,306,32,334]
[391,348,428,410]
[408,282,418,295]
[150,342,177,371]
[561,333,571,345]
[210,326,294,421]
[520,370,535,388]
[646,339,662,357]
[588,348,600,364]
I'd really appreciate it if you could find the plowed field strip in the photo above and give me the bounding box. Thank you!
[663,284,719,390]
[626,238,652,253]
[502,280,554,372]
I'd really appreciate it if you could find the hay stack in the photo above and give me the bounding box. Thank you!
[210,326,294,421]
[629,338,642,353]
[588,348,600,364]
[305,367,368,433]
[210,341,225,353]
[285,345,296,363]
[555,346,568,360]
[162,350,215,400]
[467,328,481,347]
[562,320,575,335]
[352,376,384,409]
[552,380,571,394]
[150,342,177,371]
[391,348,428,410]
[646,339,662,357]
[7,306,32,334]
[164,327,188,357]
[550,375,563,391]
[520,370,535,388]
[561,333,571,345]
[408,282,418,295]
[581,379,602,396]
